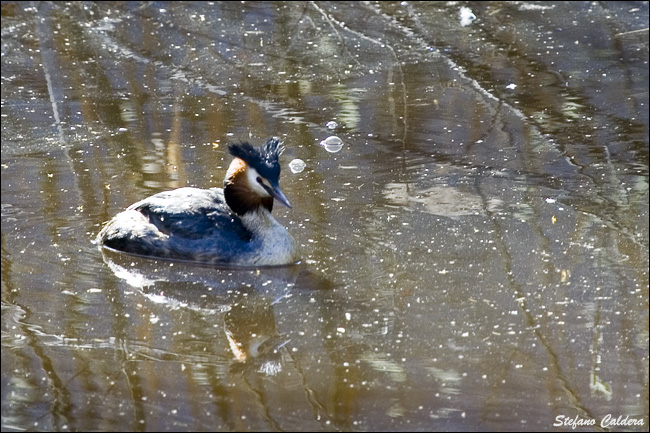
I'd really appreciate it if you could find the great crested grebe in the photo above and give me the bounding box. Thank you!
[97,137,299,266]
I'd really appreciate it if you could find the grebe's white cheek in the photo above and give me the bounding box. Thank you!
[246,167,272,197]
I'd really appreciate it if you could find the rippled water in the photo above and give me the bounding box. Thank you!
[2,2,648,431]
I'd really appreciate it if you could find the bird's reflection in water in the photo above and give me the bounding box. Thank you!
[100,247,333,377]
[224,289,289,376]
[99,248,342,429]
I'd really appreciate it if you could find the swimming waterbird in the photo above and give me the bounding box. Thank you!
[97,137,299,266]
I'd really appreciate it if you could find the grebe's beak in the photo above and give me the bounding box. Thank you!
[269,183,292,209]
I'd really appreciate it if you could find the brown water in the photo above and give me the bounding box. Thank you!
[2,2,648,431]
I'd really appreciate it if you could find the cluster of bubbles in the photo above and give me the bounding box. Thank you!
[288,120,345,174]
[320,119,343,153]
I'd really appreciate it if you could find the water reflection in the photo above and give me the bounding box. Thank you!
[94,246,411,431]
[96,248,348,430]
[383,182,487,218]
[99,246,332,297]
[2,1,648,431]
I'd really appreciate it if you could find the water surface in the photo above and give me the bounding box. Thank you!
[2,2,648,431]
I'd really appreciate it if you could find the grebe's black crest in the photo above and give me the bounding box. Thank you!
[228,137,284,182]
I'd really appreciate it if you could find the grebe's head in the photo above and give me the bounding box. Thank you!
[224,137,292,215]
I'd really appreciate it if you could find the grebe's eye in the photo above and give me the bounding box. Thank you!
[256,176,263,184]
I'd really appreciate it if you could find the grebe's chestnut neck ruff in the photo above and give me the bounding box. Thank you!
[97,137,299,266]
[224,139,291,216]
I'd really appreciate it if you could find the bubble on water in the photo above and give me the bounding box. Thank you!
[289,159,306,173]
[320,136,343,153]
[326,120,338,130]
